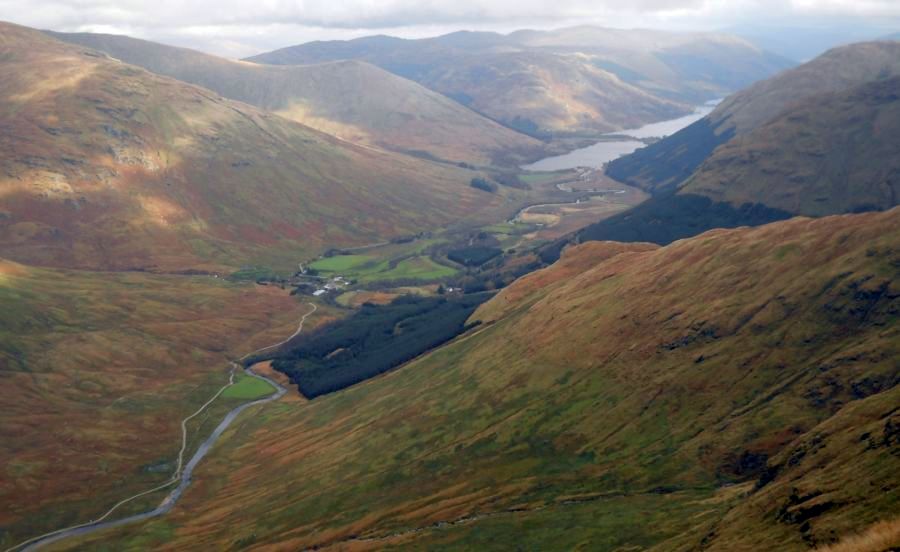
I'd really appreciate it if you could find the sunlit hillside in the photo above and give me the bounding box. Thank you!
[0,23,500,272]
[59,209,898,550]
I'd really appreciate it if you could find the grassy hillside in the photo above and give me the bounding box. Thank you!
[0,257,316,547]
[682,76,900,215]
[386,50,690,138]
[709,40,900,135]
[508,26,792,100]
[591,42,900,248]
[607,41,900,193]
[46,31,545,167]
[247,26,791,138]
[0,22,501,272]
[61,209,899,550]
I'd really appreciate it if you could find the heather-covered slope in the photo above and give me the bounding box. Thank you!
[65,209,899,550]
[607,41,900,194]
[390,49,689,138]
[46,31,545,166]
[0,22,494,272]
[247,26,791,138]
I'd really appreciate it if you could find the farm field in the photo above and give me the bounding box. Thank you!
[309,240,459,284]
[221,373,277,400]
[335,286,437,307]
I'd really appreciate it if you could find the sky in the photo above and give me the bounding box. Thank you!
[1,0,898,58]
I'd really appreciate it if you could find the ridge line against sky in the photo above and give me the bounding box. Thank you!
[1,0,899,59]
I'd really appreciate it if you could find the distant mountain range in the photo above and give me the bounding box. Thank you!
[247,26,793,138]
[730,23,900,61]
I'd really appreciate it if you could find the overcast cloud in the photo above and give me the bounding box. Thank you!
[1,0,898,58]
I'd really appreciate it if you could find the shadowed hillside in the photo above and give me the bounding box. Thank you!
[247,26,792,138]
[581,41,900,249]
[61,209,899,551]
[607,41,900,194]
[681,76,900,216]
[47,31,546,167]
[0,22,506,272]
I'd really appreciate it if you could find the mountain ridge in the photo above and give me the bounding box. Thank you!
[607,40,900,195]
[0,22,503,272]
[46,30,545,167]
[246,25,793,138]
[582,40,900,249]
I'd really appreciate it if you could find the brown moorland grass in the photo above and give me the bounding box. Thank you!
[816,517,900,552]
[58,208,899,550]
[247,27,793,138]
[0,22,507,273]
[46,31,547,168]
[0,257,324,547]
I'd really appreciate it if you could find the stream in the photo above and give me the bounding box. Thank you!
[19,367,286,551]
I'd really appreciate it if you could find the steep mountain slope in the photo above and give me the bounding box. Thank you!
[63,209,899,550]
[247,27,792,138]
[508,26,791,99]
[0,22,496,272]
[389,49,689,138]
[682,76,900,216]
[607,41,900,194]
[46,31,544,166]
[580,41,900,248]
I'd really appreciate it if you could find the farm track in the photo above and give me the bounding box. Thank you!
[7,303,317,552]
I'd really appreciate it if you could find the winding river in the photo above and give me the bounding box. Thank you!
[21,371,285,551]
[11,304,317,552]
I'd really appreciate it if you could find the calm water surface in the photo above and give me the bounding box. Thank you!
[523,100,719,172]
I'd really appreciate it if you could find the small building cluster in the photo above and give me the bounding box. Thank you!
[312,275,348,297]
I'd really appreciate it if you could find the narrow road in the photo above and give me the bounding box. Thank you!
[7,303,317,552]
[339,240,390,253]
[241,303,317,360]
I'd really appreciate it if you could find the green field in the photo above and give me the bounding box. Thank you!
[309,255,373,273]
[362,257,456,282]
[308,245,457,284]
[221,373,276,400]
[519,170,565,184]
[481,223,517,235]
